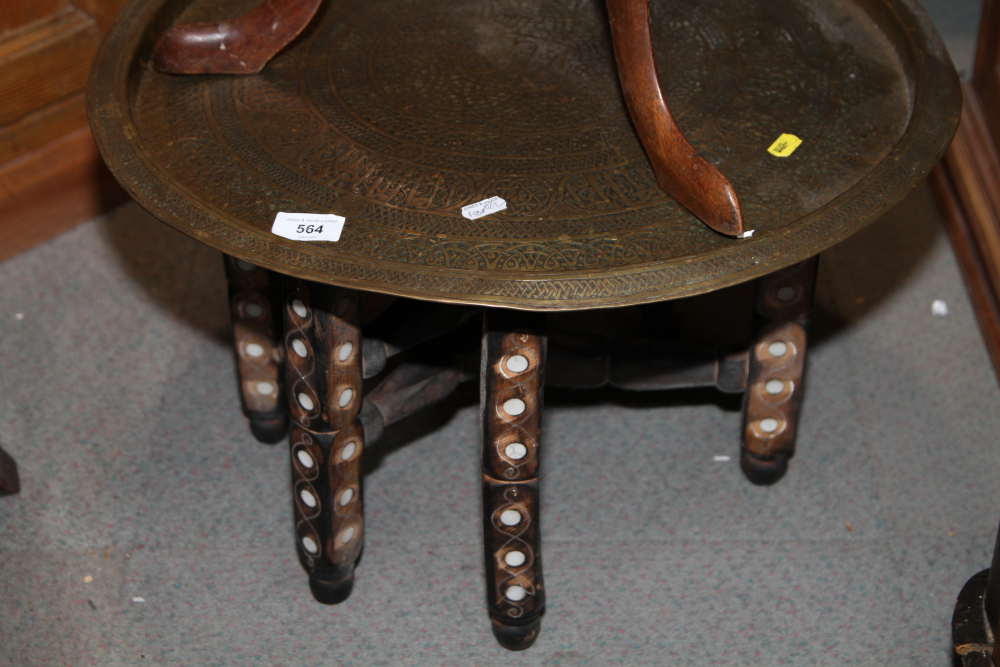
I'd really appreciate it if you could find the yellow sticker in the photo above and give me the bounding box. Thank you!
[767,133,802,157]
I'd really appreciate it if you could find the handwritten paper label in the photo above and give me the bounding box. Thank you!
[271,212,345,242]
[767,133,802,157]
[461,196,507,220]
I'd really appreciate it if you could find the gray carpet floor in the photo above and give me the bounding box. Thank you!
[0,2,992,664]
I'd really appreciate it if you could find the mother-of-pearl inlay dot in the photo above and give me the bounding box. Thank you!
[301,536,319,554]
[337,342,354,362]
[298,392,315,411]
[255,381,275,395]
[505,355,529,373]
[504,550,526,567]
[338,388,353,408]
[500,509,522,526]
[340,441,357,461]
[336,297,350,316]
[296,449,315,468]
[767,341,789,357]
[299,488,317,508]
[340,526,356,544]
[245,303,263,318]
[504,443,527,460]
[339,488,354,506]
[776,285,797,302]
[505,585,527,602]
[245,342,265,358]
[236,259,255,271]
[292,299,308,318]
[759,417,780,433]
[765,379,785,395]
[502,398,526,416]
[292,339,308,357]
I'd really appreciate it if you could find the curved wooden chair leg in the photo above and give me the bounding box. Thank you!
[0,444,19,496]
[283,279,365,604]
[480,310,547,650]
[153,0,323,74]
[224,255,288,444]
[740,257,819,485]
[605,0,743,236]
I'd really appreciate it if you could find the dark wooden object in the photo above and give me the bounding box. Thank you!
[359,362,466,445]
[152,0,321,74]
[480,310,547,650]
[740,258,818,485]
[951,518,1000,667]
[954,568,993,667]
[361,298,479,376]
[605,0,742,236]
[283,279,365,604]
[0,444,19,496]
[547,333,747,393]
[224,256,288,443]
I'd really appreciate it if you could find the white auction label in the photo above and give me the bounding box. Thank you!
[461,196,507,220]
[271,212,345,242]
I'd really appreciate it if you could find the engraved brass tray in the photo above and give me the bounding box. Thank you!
[88,0,960,309]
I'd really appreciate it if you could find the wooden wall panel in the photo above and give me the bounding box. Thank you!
[0,90,88,163]
[72,0,129,36]
[0,0,129,262]
[0,8,98,126]
[0,128,127,262]
[0,0,68,36]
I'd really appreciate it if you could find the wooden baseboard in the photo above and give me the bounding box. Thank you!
[0,125,126,263]
[930,82,1000,381]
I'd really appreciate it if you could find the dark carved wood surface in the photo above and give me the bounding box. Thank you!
[89,0,958,309]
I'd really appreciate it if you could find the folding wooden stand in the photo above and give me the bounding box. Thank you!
[89,0,959,649]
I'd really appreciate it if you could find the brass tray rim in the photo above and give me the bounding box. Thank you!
[87,0,961,310]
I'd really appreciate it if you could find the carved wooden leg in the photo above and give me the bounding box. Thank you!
[283,279,365,604]
[359,362,467,445]
[740,257,819,485]
[480,310,546,650]
[224,255,288,444]
[0,444,19,496]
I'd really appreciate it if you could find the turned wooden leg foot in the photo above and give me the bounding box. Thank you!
[741,257,818,485]
[481,310,546,650]
[283,279,365,604]
[248,414,290,444]
[491,616,543,651]
[224,255,288,444]
[0,444,20,496]
[309,569,355,605]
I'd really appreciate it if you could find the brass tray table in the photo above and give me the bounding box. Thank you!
[88,0,959,649]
